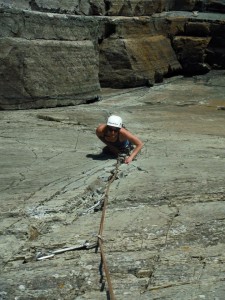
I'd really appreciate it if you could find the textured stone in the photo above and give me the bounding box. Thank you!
[0,6,225,109]
[106,0,175,16]
[156,12,225,72]
[0,37,100,109]
[0,71,225,299]
[1,0,225,16]
[0,9,105,45]
[0,0,176,16]
[100,34,181,87]
[173,36,211,74]
[0,0,93,15]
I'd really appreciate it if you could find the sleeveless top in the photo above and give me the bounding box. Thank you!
[103,133,132,150]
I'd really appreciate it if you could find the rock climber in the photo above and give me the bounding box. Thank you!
[96,115,144,164]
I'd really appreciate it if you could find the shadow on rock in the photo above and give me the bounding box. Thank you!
[87,146,118,161]
[86,153,115,161]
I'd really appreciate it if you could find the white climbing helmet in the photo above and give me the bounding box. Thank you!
[107,115,122,128]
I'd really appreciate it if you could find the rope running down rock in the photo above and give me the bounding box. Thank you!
[96,155,124,300]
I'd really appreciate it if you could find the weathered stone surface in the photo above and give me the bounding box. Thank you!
[0,70,225,299]
[0,9,105,109]
[99,16,181,88]
[154,12,225,74]
[105,0,175,16]
[0,9,103,42]
[2,0,225,16]
[0,37,100,109]
[100,34,181,87]
[0,0,93,15]
[0,0,176,16]
[0,9,183,108]
[0,7,225,109]
[173,36,211,74]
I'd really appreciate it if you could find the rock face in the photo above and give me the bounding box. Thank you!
[2,0,225,15]
[173,36,211,75]
[0,9,102,109]
[0,71,225,299]
[166,13,225,74]
[0,2,225,109]
[0,37,100,109]
[105,0,175,16]
[99,18,181,88]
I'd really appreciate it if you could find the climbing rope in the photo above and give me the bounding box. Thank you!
[35,154,125,300]
[96,155,124,300]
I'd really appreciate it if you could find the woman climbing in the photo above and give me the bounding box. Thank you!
[96,115,144,164]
